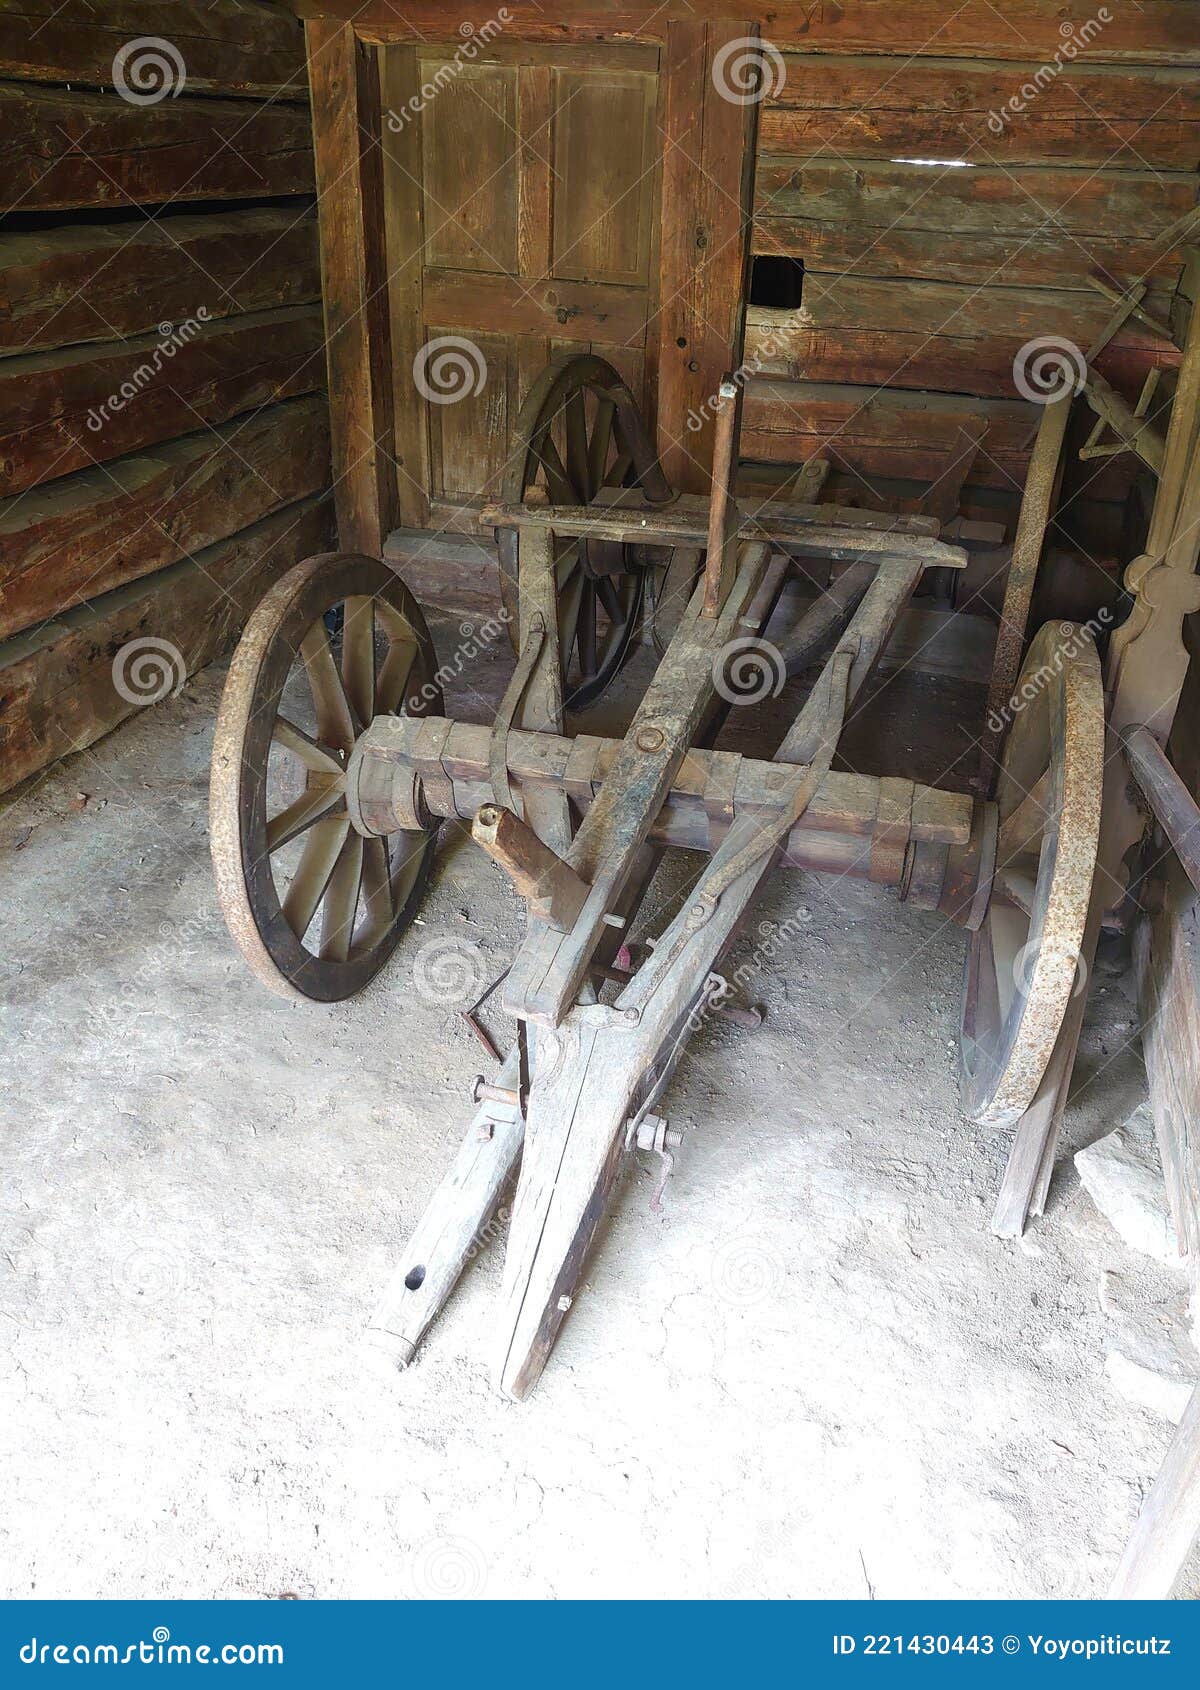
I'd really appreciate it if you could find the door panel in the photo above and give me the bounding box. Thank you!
[550,71,658,286]
[420,62,519,275]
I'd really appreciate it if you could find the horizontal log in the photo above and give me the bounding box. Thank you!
[1,82,315,214]
[745,277,1181,397]
[0,494,334,796]
[422,267,649,345]
[295,2,1200,64]
[0,0,308,98]
[0,208,320,356]
[754,157,1195,290]
[760,55,1200,169]
[0,306,324,494]
[0,395,330,638]
[479,497,967,567]
[362,714,977,846]
[742,378,1036,493]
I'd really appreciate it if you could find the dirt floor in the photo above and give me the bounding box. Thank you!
[2,603,1196,1600]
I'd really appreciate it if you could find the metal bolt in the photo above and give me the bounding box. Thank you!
[557,1295,572,1312]
[635,725,665,752]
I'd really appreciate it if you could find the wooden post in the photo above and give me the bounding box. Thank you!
[306,20,397,556]
[656,19,758,494]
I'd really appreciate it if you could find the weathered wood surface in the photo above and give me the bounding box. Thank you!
[0,396,330,639]
[745,280,1181,398]
[0,495,333,796]
[1135,858,1200,1270]
[503,543,775,1028]
[754,157,1195,291]
[0,209,320,355]
[481,496,966,567]
[0,82,315,214]
[0,0,308,98]
[366,1050,524,1370]
[421,267,649,346]
[760,55,1200,169]
[0,306,324,494]
[656,19,757,492]
[492,554,924,1397]
[1109,1383,1200,1599]
[307,19,396,556]
[741,380,1038,491]
[289,1,1200,65]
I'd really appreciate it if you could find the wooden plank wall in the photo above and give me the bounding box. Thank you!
[0,0,332,797]
[746,18,1200,530]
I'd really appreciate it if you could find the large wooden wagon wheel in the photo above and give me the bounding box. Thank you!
[210,553,442,1003]
[960,619,1104,1126]
[495,352,680,711]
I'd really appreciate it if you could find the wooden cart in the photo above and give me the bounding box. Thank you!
[207,0,1200,1591]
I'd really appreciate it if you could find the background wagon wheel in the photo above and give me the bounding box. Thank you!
[960,620,1104,1125]
[210,553,442,1004]
[496,352,684,712]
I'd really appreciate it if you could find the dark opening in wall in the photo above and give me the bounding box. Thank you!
[748,255,804,309]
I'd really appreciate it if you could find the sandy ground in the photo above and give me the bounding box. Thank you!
[1,606,1195,1600]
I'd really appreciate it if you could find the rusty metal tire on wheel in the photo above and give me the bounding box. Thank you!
[960,619,1104,1126]
[210,552,442,1003]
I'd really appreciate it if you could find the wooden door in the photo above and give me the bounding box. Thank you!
[381,40,662,530]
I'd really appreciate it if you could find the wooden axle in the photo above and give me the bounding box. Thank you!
[357,714,987,913]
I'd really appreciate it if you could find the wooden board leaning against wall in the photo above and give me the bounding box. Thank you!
[0,0,333,799]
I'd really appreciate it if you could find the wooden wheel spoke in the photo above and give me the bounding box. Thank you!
[266,777,344,854]
[272,715,344,777]
[320,832,365,961]
[281,814,351,941]
[603,446,634,488]
[994,866,1038,918]
[358,834,396,947]
[376,639,419,716]
[577,582,598,679]
[998,765,1052,863]
[595,575,626,628]
[587,395,615,495]
[558,570,584,673]
[534,433,576,505]
[300,622,357,754]
[341,595,376,729]
[564,389,591,501]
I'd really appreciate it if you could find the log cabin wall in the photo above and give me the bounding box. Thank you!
[0,0,332,796]
[743,18,1200,547]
